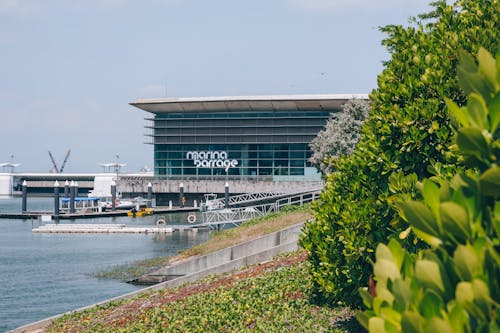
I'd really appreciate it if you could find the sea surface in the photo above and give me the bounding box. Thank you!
[0,197,209,332]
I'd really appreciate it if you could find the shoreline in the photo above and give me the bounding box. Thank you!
[11,222,305,332]
[10,208,312,332]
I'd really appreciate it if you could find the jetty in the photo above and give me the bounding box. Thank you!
[0,206,198,220]
[32,223,175,234]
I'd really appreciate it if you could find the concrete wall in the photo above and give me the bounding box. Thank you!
[145,222,303,278]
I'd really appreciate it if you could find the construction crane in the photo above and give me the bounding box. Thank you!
[60,149,71,172]
[48,149,71,173]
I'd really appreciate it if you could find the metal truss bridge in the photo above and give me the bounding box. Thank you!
[197,189,321,229]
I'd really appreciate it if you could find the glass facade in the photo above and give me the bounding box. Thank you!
[149,110,330,181]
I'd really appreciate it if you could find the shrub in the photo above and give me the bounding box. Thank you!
[358,47,499,333]
[300,0,499,307]
[309,99,370,174]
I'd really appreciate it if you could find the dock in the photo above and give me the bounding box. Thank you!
[32,223,176,234]
[0,206,198,220]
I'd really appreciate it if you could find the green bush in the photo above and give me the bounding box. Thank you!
[358,47,499,333]
[300,0,499,307]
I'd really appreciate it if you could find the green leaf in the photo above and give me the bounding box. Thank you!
[419,290,444,319]
[397,201,439,237]
[376,242,394,262]
[458,49,492,98]
[380,307,402,328]
[401,311,424,333]
[453,245,479,281]
[369,317,387,333]
[446,98,469,127]
[466,93,488,129]
[477,47,498,92]
[415,259,445,294]
[456,127,490,161]
[392,278,412,311]
[458,49,478,73]
[359,287,373,308]
[479,166,500,197]
[412,228,443,248]
[489,93,500,133]
[387,238,405,271]
[423,179,440,216]
[472,278,493,316]
[456,281,474,305]
[440,202,470,243]
[448,303,470,333]
[356,311,370,330]
[375,283,395,308]
[425,317,454,333]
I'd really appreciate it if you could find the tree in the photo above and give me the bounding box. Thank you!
[309,99,370,174]
[300,0,499,307]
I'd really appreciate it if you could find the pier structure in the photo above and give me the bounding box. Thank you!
[116,175,322,207]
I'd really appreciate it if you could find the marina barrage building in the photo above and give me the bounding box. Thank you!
[130,94,368,183]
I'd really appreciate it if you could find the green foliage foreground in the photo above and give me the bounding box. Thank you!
[300,0,499,307]
[359,48,500,332]
[49,252,358,333]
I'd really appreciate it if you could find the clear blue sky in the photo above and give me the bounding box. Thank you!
[0,0,432,173]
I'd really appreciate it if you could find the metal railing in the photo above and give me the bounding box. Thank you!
[198,190,320,229]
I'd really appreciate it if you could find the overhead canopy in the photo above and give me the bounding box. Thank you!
[130,94,369,114]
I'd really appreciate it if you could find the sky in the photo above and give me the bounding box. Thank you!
[0,0,433,173]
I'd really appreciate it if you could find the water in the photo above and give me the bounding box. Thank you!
[0,198,210,332]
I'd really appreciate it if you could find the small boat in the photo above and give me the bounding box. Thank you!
[127,207,154,217]
[99,198,136,211]
[60,197,101,214]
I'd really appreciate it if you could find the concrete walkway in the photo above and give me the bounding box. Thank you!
[10,221,306,333]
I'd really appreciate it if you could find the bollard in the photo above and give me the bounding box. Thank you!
[224,182,229,208]
[169,200,173,210]
[54,180,60,217]
[21,180,27,213]
[69,181,76,213]
[194,200,198,208]
[64,180,69,198]
[147,182,153,208]
[111,180,117,211]
[179,182,184,208]
[74,181,79,198]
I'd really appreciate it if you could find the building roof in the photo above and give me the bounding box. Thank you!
[130,94,369,114]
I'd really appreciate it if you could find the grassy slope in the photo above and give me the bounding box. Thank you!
[95,205,314,281]
[48,206,360,332]
[49,251,358,332]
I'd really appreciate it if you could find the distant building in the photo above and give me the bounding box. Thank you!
[130,94,368,182]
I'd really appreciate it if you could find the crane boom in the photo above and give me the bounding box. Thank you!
[48,151,59,173]
[59,149,71,172]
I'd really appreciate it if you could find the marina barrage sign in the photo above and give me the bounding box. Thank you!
[186,151,238,172]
